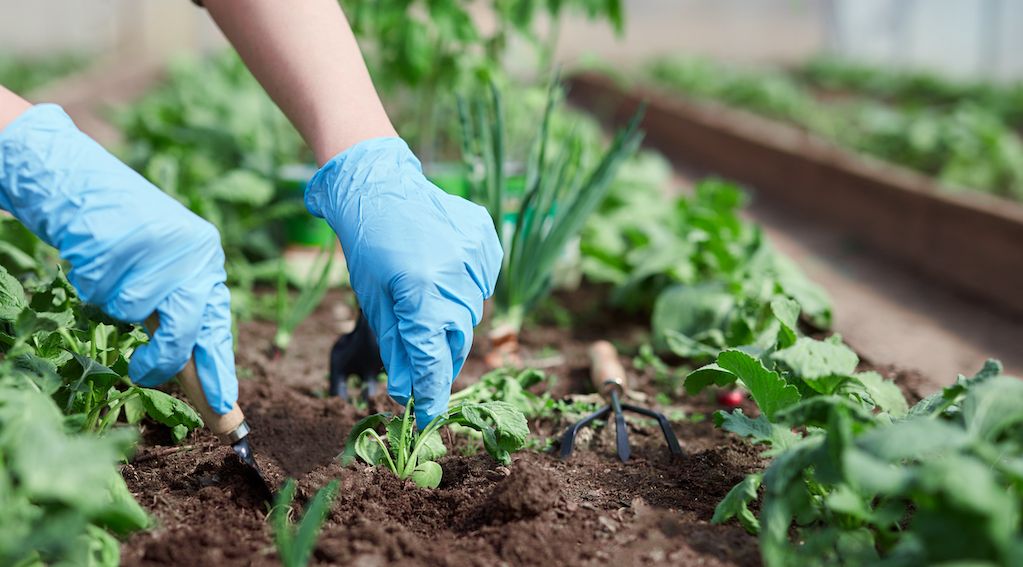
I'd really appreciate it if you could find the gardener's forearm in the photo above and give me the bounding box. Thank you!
[0,86,33,132]
[204,0,397,165]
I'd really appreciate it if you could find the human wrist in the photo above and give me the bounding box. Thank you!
[0,86,33,133]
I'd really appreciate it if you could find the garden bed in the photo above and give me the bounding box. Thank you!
[118,289,929,567]
[566,73,1023,316]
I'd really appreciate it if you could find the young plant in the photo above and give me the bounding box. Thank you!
[458,79,644,347]
[341,398,528,488]
[448,367,552,418]
[272,243,336,355]
[270,478,340,567]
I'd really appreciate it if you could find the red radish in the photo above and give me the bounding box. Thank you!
[717,389,745,408]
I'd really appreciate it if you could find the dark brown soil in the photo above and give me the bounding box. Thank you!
[118,288,918,566]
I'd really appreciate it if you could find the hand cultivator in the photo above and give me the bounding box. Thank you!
[328,313,384,402]
[146,316,275,504]
[559,341,682,462]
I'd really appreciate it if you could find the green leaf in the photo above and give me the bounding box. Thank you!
[717,350,800,420]
[774,396,877,428]
[684,362,735,394]
[204,169,275,206]
[664,329,722,360]
[353,430,387,467]
[770,296,800,348]
[0,265,28,321]
[652,282,735,350]
[94,475,150,534]
[289,479,339,567]
[137,389,203,431]
[857,418,969,462]
[714,409,799,450]
[410,460,443,489]
[453,401,529,465]
[340,412,392,466]
[846,371,908,417]
[712,473,762,534]
[415,429,447,464]
[770,337,858,379]
[961,375,1023,443]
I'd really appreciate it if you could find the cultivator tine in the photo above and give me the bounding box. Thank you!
[622,403,682,457]
[558,404,612,460]
[610,390,631,462]
[558,341,683,463]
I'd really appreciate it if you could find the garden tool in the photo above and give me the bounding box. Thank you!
[145,316,275,504]
[328,312,383,402]
[559,340,682,462]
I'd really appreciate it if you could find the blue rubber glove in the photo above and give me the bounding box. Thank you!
[0,104,237,414]
[306,138,502,426]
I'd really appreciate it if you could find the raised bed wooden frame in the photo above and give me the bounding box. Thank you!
[567,72,1023,316]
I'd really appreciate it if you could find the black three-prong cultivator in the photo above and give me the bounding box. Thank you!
[559,341,682,463]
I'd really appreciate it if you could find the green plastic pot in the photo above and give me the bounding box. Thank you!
[426,162,526,199]
[278,164,335,246]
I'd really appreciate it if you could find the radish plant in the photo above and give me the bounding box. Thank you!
[458,80,643,343]
[341,399,528,488]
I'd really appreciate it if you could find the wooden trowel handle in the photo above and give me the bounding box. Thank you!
[589,340,627,397]
[144,315,247,442]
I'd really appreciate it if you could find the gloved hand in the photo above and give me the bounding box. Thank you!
[0,104,237,414]
[306,137,502,426]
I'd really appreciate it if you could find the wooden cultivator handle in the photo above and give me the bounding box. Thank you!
[589,340,627,397]
[144,315,247,442]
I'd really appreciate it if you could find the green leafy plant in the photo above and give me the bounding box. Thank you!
[270,478,340,567]
[458,79,644,338]
[341,398,529,488]
[713,359,1023,566]
[0,219,204,442]
[0,374,150,566]
[448,367,552,418]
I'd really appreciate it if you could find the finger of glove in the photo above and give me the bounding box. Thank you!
[191,282,238,415]
[129,286,207,388]
[466,200,504,298]
[391,277,471,427]
[358,287,412,408]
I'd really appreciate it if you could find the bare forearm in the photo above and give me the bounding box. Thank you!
[0,86,32,132]
[204,0,397,165]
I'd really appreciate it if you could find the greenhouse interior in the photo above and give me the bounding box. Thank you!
[2,1,1023,565]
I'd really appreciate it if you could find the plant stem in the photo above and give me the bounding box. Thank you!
[365,430,398,475]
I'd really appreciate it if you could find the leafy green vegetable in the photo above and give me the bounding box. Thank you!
[0,382,149,565]
[341,398,528,488]
[707,333,1023,566]
[271,478,340,567]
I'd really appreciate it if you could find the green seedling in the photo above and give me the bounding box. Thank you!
[271,478,340,567]
[341,398,528,488]
[272,243,335,354]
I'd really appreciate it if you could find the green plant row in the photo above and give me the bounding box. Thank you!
[642,57,1023,202]
[0,217,206,563]
[682,289,1023,565]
